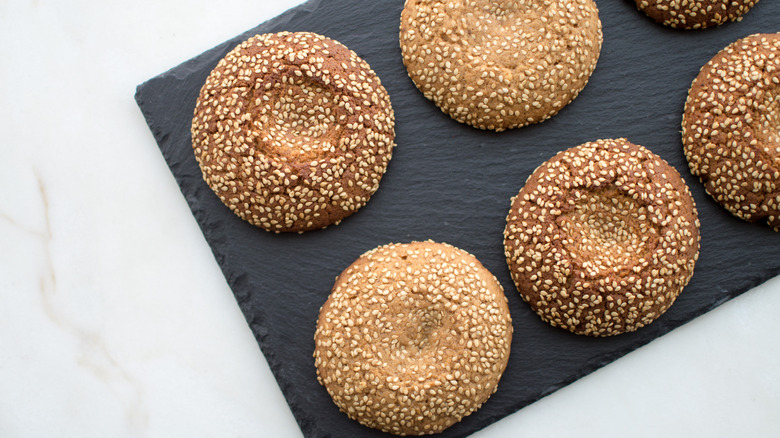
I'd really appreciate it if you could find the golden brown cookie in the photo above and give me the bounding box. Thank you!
[191,32,395,233]
[504,139,700,336]
[635,0,759,29]
[314,241,512,435]
[682,33,780,230]
[399,0,602,131]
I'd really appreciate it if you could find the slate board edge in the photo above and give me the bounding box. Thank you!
[133,1,780,436]
[133,1,325,435]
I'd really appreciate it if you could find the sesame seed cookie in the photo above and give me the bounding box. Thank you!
[635,0,759,29]
[399,0,602,131]
[314,241,512,435]
[682,33,780,230]
[191,32,395,233]
[504,139,700,336]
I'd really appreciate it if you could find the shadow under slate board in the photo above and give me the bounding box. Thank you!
[135,0,780,436]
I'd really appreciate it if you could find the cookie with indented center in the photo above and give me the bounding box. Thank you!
[191,32,395,233]
[399,0,602,131]
[314,241,512,435]
[504,138,700,336]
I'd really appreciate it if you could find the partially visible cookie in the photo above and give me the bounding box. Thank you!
[399,0,602,131]
[504,139,700,336]
[191,32,395,233]
[314,241,512,435]
[635,0,759,29]
[682,33,780,230]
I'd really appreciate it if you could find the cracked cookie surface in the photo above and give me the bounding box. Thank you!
[683,33,780,230]
[504,138,700,336]
[192,32,395,232]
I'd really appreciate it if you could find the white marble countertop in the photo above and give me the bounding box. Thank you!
[1,1,778,437]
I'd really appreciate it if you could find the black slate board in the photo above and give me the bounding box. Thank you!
[135,1,780,436]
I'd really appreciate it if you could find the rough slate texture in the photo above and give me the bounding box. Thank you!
[135,1,780,437]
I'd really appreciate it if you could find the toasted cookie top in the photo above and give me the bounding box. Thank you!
[682,33,780,230]
[635,0,759,29]
[314,241,512,435]
[504,139,700,336]
[399,0,602,131]
[191,32,395,233]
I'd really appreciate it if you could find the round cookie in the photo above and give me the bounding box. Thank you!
[635,0,759,29]
[314,241,512,435]
[504,139,700,336]
[682,33,780,230]
[191,32,395,233]
[399,0,602,131]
